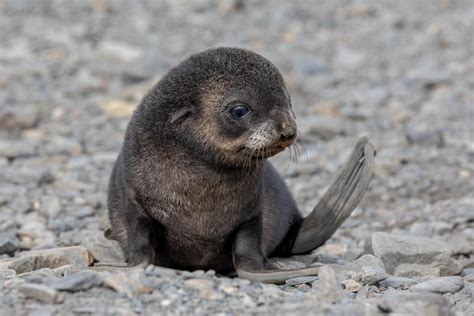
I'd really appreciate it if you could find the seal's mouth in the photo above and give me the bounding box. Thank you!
[249,141,293,160]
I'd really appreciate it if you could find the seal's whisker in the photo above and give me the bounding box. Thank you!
[293,144,300,164]
[295,133,308,161]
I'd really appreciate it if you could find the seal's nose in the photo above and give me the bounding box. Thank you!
[279,122,297,142]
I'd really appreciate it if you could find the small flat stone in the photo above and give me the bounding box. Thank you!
[377,292,452,315]
[317,265,349,303]
[356,284,379,299]
[296,284,312,292]
[341,279,363,292]
[464,274,474,283]
[183,278,215,291]
[0,233,20,256]
[145,265,178,278]
[104,269,156,298]
[346,254,385,272]
[359,266,388,285]
[285,276,318,286]
[365,232,462,277]
[53,271,103,292]
[0,269,16,279]
[81,233,125,263]
[8,246,93,274]
[394,263,441,278]
[411,276,464,294]
[18,283,57,303]
[379,275,418,289]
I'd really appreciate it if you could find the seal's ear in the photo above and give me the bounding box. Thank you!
[170,106,195,124]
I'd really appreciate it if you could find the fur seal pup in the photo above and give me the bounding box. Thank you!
[107,47,375,284]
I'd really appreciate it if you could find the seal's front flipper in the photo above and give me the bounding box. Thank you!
[291,136,375,254]
[233,220,320,284]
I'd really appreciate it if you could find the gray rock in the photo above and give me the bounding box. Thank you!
[18,267,60,281]
[341,279,363,292]
[406,127,445,147]
[411,276,464,294]
[285,276,318,285]
[18,283,57,303]
[0,233,19,255]
[104,269,156,298]
[359,266,388,285]
[296,283,312,292]
[0,106,39,130]
[443,234,473,255]
[394,263,441,278]
[379,275,418,289]
[365,232,462,277]
[81,233,125,263]
[145,265,178,278]
[355,284,379,299]
[464,273,474,283]
[377,292,453,315]
[0,140,37,159]
[0,268,16,279]
[6,246,93,274]
[183,278,215,291]
[38,196,62,218]
[316,265,349,303]
[346,254,385,272]
[53,271,103,292]
[409,221,453,236]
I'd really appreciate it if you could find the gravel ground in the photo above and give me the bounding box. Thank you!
[1,0,473,315]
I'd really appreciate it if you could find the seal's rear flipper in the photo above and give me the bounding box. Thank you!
[291,136,375,254]
[236,266,320,284]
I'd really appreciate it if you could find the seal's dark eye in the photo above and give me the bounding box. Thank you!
[229,104,250,120]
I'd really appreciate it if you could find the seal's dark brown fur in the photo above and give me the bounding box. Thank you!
[108,47,375,283]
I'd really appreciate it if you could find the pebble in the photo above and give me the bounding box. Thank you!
[285,276,318,286]
[81,233,125,263]
[377,292,452,315]
[0,140,37,159]
[18,283,57,303]
[345,254,385,272]
[411,276,464,294]
[0,106,39,130]
[317,265,349,303]
[359,266,388,285]
[4,246,93,274]
[364,232,462,277]
[53,271,103,292]
[341,279,363,293]
[406,128,445,147]
[0,233,20,256]
[0,269,16,279]
[355,285,379,299]
[379,275,418,289]
[145,265,178,278]
[183,278,215,291]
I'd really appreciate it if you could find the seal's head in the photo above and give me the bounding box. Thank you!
[145,47,296,168]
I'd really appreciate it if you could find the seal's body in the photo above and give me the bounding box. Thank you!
[108,48,375,283]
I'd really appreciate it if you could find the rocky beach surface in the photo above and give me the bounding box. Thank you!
[1,0,473,315]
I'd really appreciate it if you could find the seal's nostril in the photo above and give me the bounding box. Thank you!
[280,131,296,142]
